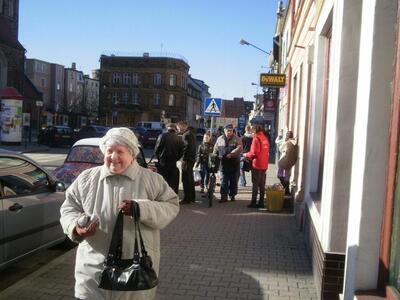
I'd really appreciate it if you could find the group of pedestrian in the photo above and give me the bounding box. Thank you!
[154,120,197,205]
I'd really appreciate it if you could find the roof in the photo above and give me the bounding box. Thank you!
[23,75,43,100]
[72,138,101,147]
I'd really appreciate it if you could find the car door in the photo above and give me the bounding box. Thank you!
[0,155,64,266]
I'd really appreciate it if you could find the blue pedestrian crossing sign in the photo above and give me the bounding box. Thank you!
[204,98,222,116]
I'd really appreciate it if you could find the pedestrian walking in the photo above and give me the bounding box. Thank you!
[195,131,214,193]
[245,119,270,208]
[213,124,243,202]
[60,127,179,300]
[177,120,197,204]
[275,130,297,195]
[154,123,184,194]
[239,124,253,186]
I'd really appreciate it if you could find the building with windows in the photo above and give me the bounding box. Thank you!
[84,75,99,125]
[99,53,190,126]
[64,63,85,128]
[273,0,400,298]
[187,75,204,127]
[25,59,66,126]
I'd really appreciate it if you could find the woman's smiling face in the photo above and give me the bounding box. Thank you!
[104,144,133,174]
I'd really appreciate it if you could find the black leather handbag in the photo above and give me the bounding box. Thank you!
[98,204,158,291]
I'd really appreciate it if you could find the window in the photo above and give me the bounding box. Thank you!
[168,94,175,106]
[0,0,3,13]
[112,92,119,104]
[169,74,177,86]
[121,92,128,104]
[181,75,187,89]
[132,73,139,85]
[132,93,139,105]
[8,0,14,18]
[112,73,121,84]
[57,82,61,90]
[41,78,46,88]
[0,156,49,197]
[123,73,131,85]
[153,93,160,106]
[69,83,73,92]
[154,73,161,86]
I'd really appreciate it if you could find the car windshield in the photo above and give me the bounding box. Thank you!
[56,127,71,134]
[66,146,104,164]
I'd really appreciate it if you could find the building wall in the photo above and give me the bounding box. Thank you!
[343,0,397,296]
[84,76,99,121]
[25,59,52,110]
[99,55,190,126]
[50,63,65,113]
[1,0,19,39]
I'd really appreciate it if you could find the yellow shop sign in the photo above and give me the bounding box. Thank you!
[260,74,286,87]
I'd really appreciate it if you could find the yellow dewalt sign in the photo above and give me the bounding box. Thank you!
[260,74,286,87]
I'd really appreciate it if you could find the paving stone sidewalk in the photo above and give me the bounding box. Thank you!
[0,166,318,300]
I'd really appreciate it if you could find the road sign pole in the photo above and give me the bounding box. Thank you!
[210,116,215,134]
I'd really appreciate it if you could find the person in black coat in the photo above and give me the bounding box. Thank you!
[154,123,184,193]
[195,131,214,193]
[240,124,253,186]
[177,120,197,204]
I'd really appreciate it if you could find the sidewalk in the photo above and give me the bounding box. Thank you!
[0,166,318,300]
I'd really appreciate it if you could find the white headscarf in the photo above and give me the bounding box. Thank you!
[99,127,139,157]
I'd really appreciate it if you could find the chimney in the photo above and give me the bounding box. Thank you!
[72,62,76,70]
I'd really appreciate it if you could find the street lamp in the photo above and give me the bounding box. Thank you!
[240,39,271,55]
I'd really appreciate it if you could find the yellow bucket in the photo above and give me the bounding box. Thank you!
[266,189,285,212]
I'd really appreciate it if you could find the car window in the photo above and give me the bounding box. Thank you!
[66,146,104,164]
[0,157,50,197]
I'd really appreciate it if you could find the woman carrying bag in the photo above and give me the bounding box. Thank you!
[60,127,179,300]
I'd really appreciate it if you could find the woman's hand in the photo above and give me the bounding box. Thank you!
[118,199,134,216]
[74,221,98,237]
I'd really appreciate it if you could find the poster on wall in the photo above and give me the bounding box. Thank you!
[1,99,23,143]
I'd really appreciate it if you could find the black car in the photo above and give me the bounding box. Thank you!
[141,129,162,148]
[76,125,110,140]
[37,126,74,147]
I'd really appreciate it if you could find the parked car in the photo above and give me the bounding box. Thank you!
[53,138,148,187]
[37,125,74,147]
[0,149,66,270]
[140,129,162,148]
[76,125,110,140]
[130,126,147,140]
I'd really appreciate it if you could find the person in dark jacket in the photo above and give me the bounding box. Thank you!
[239,124,253,186]
[178,120,197,204]
[154,123,184,193]
[213,124,243,202]
[195,131,214,193]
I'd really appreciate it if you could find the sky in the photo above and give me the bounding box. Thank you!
[19,0,280,102]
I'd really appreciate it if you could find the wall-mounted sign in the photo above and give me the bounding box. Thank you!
[260,73,286,87]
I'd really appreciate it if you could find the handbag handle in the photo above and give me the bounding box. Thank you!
[133,202,148,257]
[105,203,148,265]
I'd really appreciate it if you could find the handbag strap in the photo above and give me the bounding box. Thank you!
[105,210,125,262]
[133,202,148,257]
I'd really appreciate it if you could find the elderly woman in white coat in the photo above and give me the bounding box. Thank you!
[60,127,179,300]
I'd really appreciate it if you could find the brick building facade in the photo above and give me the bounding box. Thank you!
[99,54,190,126]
